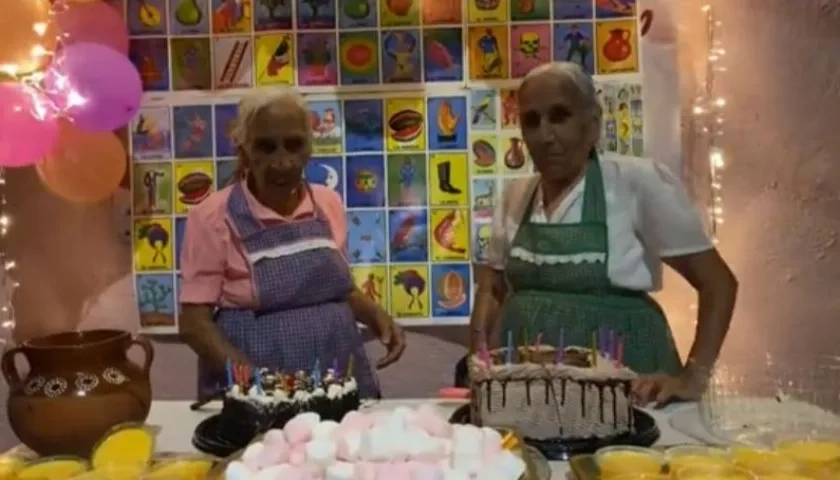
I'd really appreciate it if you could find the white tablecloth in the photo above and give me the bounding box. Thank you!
[147,399,701,479]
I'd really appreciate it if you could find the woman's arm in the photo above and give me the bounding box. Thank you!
[180,305,250,370]
[178,205,250,370]
[665,250,737,377]
[469,265,508,353]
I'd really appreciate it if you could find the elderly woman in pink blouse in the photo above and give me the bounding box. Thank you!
[179,89,405,399]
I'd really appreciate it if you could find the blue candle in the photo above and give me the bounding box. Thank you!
[505,330,513,364]
[609,330,617,359]
[312,358,322,385]
[599,328,607,354]
[252,369,261,394]
[225,360,233,388]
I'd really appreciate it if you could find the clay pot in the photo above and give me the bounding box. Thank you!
[2,329,154,456]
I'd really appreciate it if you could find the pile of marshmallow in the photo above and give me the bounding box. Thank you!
[225,404,527,480]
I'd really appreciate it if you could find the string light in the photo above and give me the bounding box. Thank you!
[0,167,17,346]
[694,4,726,243]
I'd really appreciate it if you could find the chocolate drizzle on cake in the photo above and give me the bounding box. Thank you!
[470,345,637,441]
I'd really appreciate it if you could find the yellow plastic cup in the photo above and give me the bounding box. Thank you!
[730,445,799,476]
[667,446,731,476]
[775,437,840,469]
[675,464,756,480]
[759,475,817,480]
[16,457,89,480]
[0,456,23,480]
[144,457,214,480]
[596,446,666,479]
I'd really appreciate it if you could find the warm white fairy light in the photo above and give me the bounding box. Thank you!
[694,4,726,243]
[0,168,18,344]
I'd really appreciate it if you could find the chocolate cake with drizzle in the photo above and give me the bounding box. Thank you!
[469,346,636,440]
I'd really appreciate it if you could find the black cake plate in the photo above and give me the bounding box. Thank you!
[449,404,659,461]
[192,414,261,458]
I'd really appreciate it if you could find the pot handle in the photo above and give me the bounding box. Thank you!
[1,346,24,390]
[129,335,154,375]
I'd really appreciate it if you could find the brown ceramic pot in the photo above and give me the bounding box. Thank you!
[1,329,154,456]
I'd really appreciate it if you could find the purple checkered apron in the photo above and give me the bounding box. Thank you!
[198,182,380,398]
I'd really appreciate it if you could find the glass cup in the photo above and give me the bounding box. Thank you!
[596,446,666,479]
[775,436,840,470]
[730,445,799,476]
[667,446,731,476]
[675,464,756,480]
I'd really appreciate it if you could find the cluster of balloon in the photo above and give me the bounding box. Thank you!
[0,0,140,203]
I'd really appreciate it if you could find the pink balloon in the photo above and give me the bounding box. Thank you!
[45,42,143,132]
[55,2,128,54]
[0,84,59,168]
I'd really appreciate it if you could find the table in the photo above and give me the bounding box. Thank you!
[147,399,701,479]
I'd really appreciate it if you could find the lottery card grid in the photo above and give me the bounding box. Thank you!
[128,93,504,330]
[121,0,642,93]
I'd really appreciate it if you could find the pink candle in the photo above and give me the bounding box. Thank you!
[616,335,624,366]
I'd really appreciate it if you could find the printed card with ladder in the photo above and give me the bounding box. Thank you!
[213,37,254,89]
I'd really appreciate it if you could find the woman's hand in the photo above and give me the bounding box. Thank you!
[631,370,707,408]
[373,312,406,369]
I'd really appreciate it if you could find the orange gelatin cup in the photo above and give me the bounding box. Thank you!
[597,447,666,478]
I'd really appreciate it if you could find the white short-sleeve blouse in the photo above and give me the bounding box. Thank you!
[486,154,713,292]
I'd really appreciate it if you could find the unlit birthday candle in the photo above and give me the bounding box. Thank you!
[225,359,233,388]
[505,330,513,364]
[591,330,598,367]
[312,358,321,385]
[556,329,565,362]
[346,354,354,377]
[617,335,625,366]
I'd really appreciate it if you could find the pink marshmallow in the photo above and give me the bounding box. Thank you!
[354,462,378,480]
[264,429,288,447]
[285,413,320,445]
[410,462,445,480]
[375,463,399,480]
[340,410,372,431]
[303,464,324,479]
[482,438,502,460]
[288,443,307,466]
[255,441,290,468]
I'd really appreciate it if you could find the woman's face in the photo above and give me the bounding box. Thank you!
[518,73,599,183]
[242,98,312,193]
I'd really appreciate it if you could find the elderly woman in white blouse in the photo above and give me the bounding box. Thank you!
[470,62,738,406]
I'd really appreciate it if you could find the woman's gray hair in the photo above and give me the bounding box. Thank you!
[522,62,601,120]
[227,87,309,184]
[230,87,309,147]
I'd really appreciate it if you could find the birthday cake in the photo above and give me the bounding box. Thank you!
[469,345,637,440]
[219,362,360,439]
[224,405,528,479]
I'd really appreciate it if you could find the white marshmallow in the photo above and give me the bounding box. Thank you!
[481,427,503,446]
[405,430,439,460]
[312,420,340,440]
[325,461,355,480]
[492,450,526,479]
[241,442,266,467]
[440,467,471,480]
[450,451,483,475]
[358,427,394,462]
[305,438,337,466]
[224,461,253,480]
[336,429,362,461]
[451,425,482,456]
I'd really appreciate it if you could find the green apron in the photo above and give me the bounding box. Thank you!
[500,157,682,374]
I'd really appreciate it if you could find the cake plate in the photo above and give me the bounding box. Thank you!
[449,404,660,461]
[192,414,260,458]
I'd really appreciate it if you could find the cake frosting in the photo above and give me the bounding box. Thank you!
[469,346,637,440]
[219,366,360,436]
[224,405,527,480]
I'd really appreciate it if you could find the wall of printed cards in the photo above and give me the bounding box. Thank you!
[125,0,645,333]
